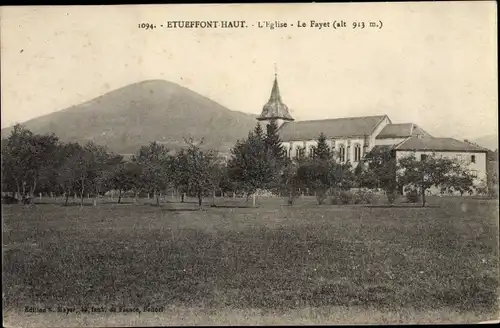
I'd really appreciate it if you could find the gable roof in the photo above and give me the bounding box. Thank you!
[376,123,431,139]
[395,136,489,153]
[279,115,388,142]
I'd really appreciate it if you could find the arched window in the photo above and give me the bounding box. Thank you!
[299,147,305,158]
[354,144,361,162]
[339,145,346,163]
[310,146,316,158]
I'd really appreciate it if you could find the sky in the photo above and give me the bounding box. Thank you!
[0,2,497,140]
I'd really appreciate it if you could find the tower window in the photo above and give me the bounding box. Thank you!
[471,155,476,163]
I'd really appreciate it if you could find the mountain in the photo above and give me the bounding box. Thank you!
[1,80,258,154]
[470,134,498,151]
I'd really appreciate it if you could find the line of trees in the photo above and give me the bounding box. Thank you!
[1,125,226,207]
[1,121,484,208]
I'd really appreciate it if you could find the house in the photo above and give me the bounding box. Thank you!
[393,136,489,195]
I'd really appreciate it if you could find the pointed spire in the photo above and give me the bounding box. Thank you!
[257,68,294,122]
[269,74,282,102]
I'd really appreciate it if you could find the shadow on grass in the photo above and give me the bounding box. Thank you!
[163,200,201,205]
[210,205,253,209]
[366,204,440,208]
[161,208,201,212]
[58,202,141,207]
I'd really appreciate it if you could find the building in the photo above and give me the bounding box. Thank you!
[393,136,489,194]
[256,73,489,194]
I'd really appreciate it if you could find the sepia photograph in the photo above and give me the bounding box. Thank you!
[1,2,499,326]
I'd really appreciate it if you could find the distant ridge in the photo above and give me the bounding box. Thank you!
[1,80,258,154]
[470,134,498,151]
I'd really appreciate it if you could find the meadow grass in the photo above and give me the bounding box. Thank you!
[2,196,499,325]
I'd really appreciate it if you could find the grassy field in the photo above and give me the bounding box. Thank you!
[2,196,499,325]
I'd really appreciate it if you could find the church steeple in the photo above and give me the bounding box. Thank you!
[257,68,294,124]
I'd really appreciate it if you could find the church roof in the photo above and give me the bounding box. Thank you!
[395,136,489,153]
[370,144,396,152]
[279,115,388,142]
[257,75,294,121]
[376,123,431,139]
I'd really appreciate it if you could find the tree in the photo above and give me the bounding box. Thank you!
[57,146,94,206]
[486,166,498,197]
[295,133,335,205]
[311,132,334,161]
[296,158,331,204]
[216,165,236,197]
[110,161,142,203]
[264,120,284,158]
[83,142,121,206]
[397,153,476,207]
[208,160,228,205]
[443,174,476,196]
[329,161,356,192]
[253,122,265,143]
[278,158,301,205]
[171,150,189,202]
[133,142,171,205]
[263,120,287,191]
[227,127,272,205]
[1,138,17,198]
[486,150,498,197]
[56,142,85,205]
[1,125,60,203]
[179,138,219,208]
[363,147,399,204]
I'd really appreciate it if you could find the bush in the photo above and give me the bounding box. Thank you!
[352,191,363,204]
[386,190,399,204]
[358,189,375,204]
[316,190,328,205]
[328,189,342,205]
[326,188,386,206]
[329,193,341,205]
[329,189,376,205]
[339,191,352,204]
[405,189,420,203]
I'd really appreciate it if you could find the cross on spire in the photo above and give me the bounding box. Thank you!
[274,63,277,78]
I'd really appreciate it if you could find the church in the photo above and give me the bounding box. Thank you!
[256,73,489,194]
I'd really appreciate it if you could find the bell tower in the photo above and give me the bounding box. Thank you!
[257,66,294,130]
